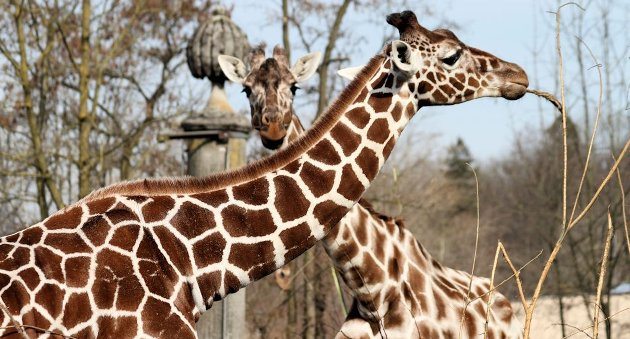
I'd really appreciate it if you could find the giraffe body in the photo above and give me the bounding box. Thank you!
[0,10,527,338]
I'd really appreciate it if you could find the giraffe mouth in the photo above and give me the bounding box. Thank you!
[261,135,285,150]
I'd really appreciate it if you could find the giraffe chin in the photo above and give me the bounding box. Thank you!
[500,83,528,100]
[261,134,285,150]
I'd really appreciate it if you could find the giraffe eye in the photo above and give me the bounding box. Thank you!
[242,86,252,97]
[290,84,300,95]
[442,50,462,66]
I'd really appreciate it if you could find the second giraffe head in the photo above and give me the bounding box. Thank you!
[218,45,321,149]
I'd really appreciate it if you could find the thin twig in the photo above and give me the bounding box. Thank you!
[592,213,614,339]
[460,163,480,337]
[614,157,629,256]
[568,38,604,226]
[0,302,27,339]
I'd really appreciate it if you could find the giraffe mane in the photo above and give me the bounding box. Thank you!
[81,52,388,204]
[357,198,405,229]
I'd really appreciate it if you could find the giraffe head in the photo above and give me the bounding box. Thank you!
[340,11,529,108]
[218,45,321,149]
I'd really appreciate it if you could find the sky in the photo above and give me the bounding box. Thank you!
[217,0,628,163]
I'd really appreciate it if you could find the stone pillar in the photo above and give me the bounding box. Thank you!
[179,86,249,339]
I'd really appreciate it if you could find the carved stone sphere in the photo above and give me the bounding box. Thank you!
[186,7,250,84]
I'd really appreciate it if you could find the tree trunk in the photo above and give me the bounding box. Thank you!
[315,0,352,117]
[302,250,315,339]
[77,0,93,198]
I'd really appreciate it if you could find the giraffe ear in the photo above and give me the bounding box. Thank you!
[389,40,419,76]
[218,55,248,84]
[337,66,363,80]
[291,51,322,83]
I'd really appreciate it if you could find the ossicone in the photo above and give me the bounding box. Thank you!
[386,10,420,34]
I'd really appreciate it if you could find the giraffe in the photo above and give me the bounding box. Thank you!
[222,43,523,338]
[0,10,528,338]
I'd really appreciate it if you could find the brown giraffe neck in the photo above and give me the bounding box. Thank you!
[31,51,416,314]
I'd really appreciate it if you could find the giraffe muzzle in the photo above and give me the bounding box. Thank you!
[499,63,529,100]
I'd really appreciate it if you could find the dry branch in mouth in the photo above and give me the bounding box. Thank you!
[527,89,563,112]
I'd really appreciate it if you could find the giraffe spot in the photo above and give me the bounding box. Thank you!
[388,257,401,281]
[419,323,440,339]
[408,266,426,291]
[385,74,395,88]
[355,148,379,181]
[346,107,370,129]
[126,195,149,203]
[370,71,388,89]
[408,82,416,93]
[274,176,309,222]
[432,89,447,102]
[44,232,92,254]
[86,197,116,215]
[73,327,95,338]
[464,88,476,98]
[355,88,370,102]
[107,202,140,224]
[229,241,275,275]
[283,160,301,174]
[0,246,29,270]
[93,249,141,311]
[26,309,52,337]
[173,284,196,324]
[418,80,434,93]
[192,232,226,268]
[35,283,65,319]
[19,227,43,245]
[221,205,277,237]
[299,162,335,198]
[62,293,91,329]
[333,241,359,265]
[141,297,194,338]
[44,206,82,230]
[18,268,40,291]
[83,215,110,247]
[98,316,138,338]
[440,84,456,96]
[170,202,216,240]
[455,73,466,82]
[142,196,175,223]
[34,247,64,282]
[307,139,341,165]
[5,233,18,242]
[433,290,447,320]
[330,123,361,156]
[468,77,480,87]
[2,280,29,315]
[367,118,390,144]
[65,256,91,288]
[338,165,363,201]
[280,223,316,262]
[402,282,420,315]
[191,189,229,207]
[390,102,403,122]
[154,226,193,276]
[426,72,436,83]
[354,213,369,246]
[110,224,141,251]
[223,271,242,296]
[196,271,222,304]
[450,78,465,91]
[464,309,477,337]
[232,178,269,205]
[367,92,393,113]
[382,136,396,159]
[361,253,384,284]
[313,200,348,228]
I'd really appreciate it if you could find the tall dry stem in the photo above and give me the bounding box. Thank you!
[592,213,614,339]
